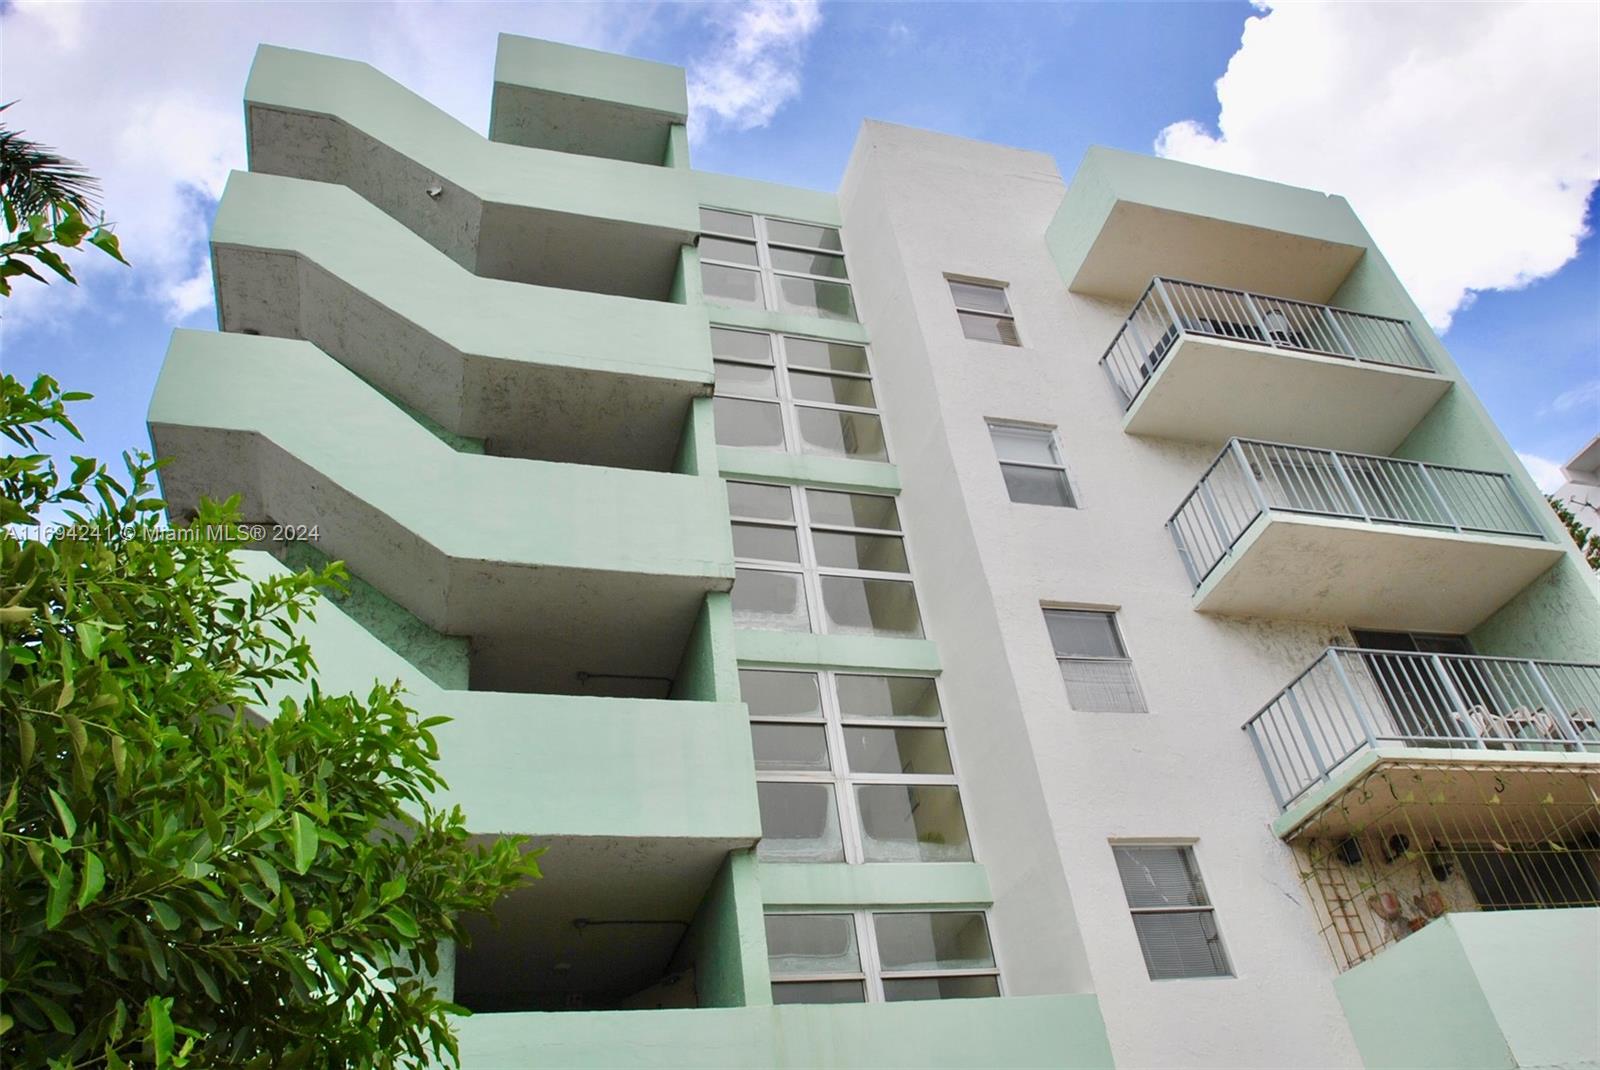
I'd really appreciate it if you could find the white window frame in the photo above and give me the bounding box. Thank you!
[712,329,890,463]
[946,276,1020,345]
[986,420,1077,507]
[766,909,1003,1003]
[700,208,857,321]
[1043,606,1147,714]
[1110,841,1234,981]
[746,667,969,865]
[731,482,923,639]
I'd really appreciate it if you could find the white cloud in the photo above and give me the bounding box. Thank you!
[687,0,822,142]
[0,1,667,331]
[1155,2,1599,332]
[1518,452,1567,494]
[1549,378,1600,416]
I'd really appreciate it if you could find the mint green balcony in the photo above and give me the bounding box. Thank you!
[244,44,697,299]
[150,331,735,695]
[235,551,762,1018]
[454,993,1114,1068]
[210,170,710,469]
[489,34,688,166]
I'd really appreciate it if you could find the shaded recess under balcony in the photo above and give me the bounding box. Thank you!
[243,44,697,299]
[210,170,711,470]
[488,34,688,166]
[1168,439,1562,630]
[233,551,762,1016]
[1099,278,1449,453]
[149,331,734,696]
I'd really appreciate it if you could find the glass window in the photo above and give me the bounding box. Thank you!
[741,669,823,719]
[700,236,759,266]
[699,211,855,321]
[710,327,773,363]
[713,397,785,449]
[766,914,861,976]
[835,674,942,720]
[856,784,971,862]
[1045,609,1145,713]
[795,408,888,463]
[744,669,965,868]
[757,782,843,862]
[731,522,801,563]
[843,726,953,775]
[1112,845,1232,980]
[766,219,842,251]
[700,208,756,238]
[733,568,808,631]
[988,423,1076,508]
[811,531,909,572]
[874,912,996,972]
[820,576,923,638]
[727,481,795,521]
[806,489,899,531]
[752,722,831,772]
[766,910,1001,1004]
[702,263,765,309]
[712,333,885,461]
[947,279,1020,346]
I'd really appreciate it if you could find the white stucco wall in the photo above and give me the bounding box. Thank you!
[839,121,1364,1068]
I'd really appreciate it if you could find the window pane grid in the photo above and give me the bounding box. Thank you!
[713,331,886,461]
[701,210,856,322]
[766,911,1001,1004]
[746,669,969,866]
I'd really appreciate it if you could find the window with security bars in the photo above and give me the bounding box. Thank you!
[947,278,1020,345]
[699,208,857,322]
[729,482,923,639]
[1044,608,1146,713]
[765,910,1000,1004]
[988,422,1076,507]
[744,667,971,865]
[711,328,887,462]
[1112,845,1231,980]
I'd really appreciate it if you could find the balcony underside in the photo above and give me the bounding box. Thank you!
[243,46,697,299]
[1069,200,1365,304]
[211,172,711,469]
[1124,335,1449,453]
[1194,513,1562,631]
[150,334,733,693]
[489,36,687,165]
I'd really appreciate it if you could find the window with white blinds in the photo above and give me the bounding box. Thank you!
[947,278,1020,345]
[1112,845,1232,980]
[1044,608,1146,713]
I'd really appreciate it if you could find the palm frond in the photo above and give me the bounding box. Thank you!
[0,102,101,220]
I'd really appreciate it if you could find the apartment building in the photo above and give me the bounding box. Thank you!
[146,34,1600,1069]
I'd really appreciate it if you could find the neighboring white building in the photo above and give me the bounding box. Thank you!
[1557,434,1600,533]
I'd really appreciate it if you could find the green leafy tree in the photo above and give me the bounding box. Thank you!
[1,104,127,296]
[2,125,537,1067]
[1549,494,1600,571]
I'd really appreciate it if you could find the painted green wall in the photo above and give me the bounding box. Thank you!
[718,447,901,495]
[758,862,991,909]
[453,992,1115,1069]
[672,850,772,1009]
[491,34,687,118]
[671,593,740,703]
[1334,909,1599,1070]
[281,542,469,689]
[674,396,720,478]
[1332,250,1600,663]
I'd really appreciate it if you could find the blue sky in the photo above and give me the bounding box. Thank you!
[2,0,1596,488]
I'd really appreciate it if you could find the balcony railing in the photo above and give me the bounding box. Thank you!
[1244,649,1600,807]
[1168,439,1546,589]
[1100,277,1435,410]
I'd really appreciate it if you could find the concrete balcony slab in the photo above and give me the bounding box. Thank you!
[150,332,735,694]
[244,45,697,299]
[211,170,710,469]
